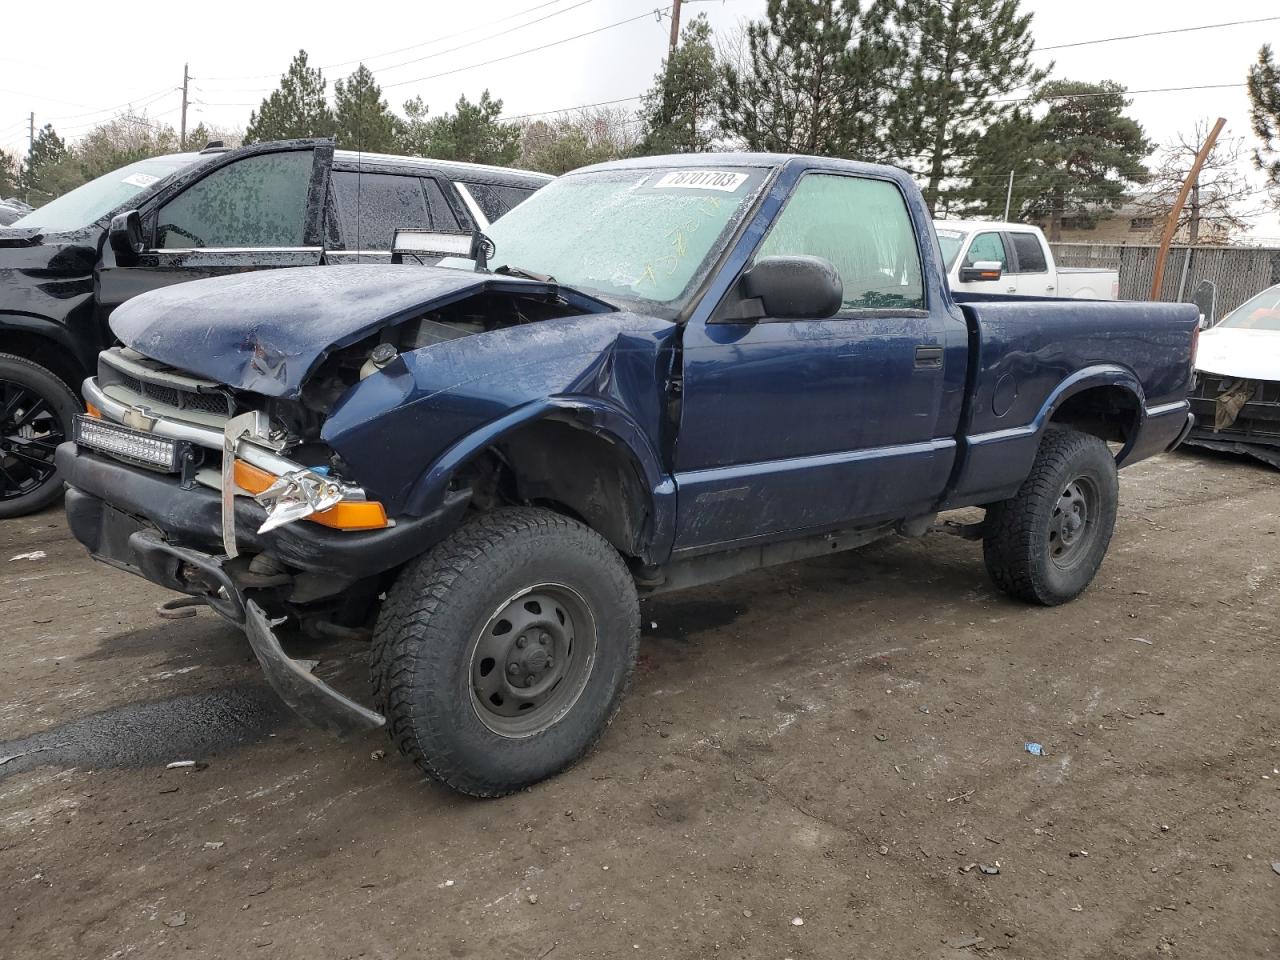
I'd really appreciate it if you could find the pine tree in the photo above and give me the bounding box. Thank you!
[0,148,18,198]
[18,124,68,203]
[1247,43,1280,206]
[334,64,401,152]
[638,14,720,154]
[718,0,901,159]
[964,80,1149,240]
[244,50,334,143]
[182,122,212,151]
[888,0,1047,214]
[401,91,521,165]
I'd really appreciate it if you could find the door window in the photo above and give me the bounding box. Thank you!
[155,150,313,249]
[1008,232,1048,273]
[422,177,461,231]
[457,181,537,223]
[964,231,1008,268]
[332,172,432,250]
[754,174,924,312]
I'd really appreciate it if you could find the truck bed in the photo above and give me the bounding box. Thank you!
[945,296,1199,507]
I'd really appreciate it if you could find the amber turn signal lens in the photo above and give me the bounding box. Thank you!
[84,402,103,419]
[232,459,388,531]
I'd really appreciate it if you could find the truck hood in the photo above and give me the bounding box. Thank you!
[109,263,613,399]
[1195,326,1280,382]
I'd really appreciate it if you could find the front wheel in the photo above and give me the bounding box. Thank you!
[0,353,80,519]
[370,507,639,797]
[982,427,1118,606]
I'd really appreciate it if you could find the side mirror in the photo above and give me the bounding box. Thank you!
[739,255,843,320]
[108,210,144,265]
[959,260,1002,283]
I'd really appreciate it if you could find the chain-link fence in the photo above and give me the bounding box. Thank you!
[1050,242,1280,321]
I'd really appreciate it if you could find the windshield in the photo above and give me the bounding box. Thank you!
[935,228,967,269]
[479,166,768,311]
[13,155,202,233]
[1217,285,1280,331]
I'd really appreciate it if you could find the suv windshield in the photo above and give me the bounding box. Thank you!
[1217,285,1280,332]
[13,155,203,233]
[481,166,768,312]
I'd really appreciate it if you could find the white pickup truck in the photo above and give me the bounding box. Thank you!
[934,220,1119,300]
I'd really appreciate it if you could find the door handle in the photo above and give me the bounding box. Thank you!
[914,345,944,369]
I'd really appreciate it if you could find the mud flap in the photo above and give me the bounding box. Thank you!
[244,600,385,738]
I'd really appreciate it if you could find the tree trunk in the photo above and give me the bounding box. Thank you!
[1188,179,1200,245]
[1049,188,1064,242]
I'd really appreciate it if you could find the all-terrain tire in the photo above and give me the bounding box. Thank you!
[982,427,1119,606]
[0,353,81,519]
[370,507,640,797]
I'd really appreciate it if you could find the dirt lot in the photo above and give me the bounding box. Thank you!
[1,449,1278,960]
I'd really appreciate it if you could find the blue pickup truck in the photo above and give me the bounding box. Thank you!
[57,154,1198,796]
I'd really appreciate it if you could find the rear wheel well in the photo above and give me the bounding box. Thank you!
[455,417,653,560]
[1048,385,1141,451]
[0,330,87,397]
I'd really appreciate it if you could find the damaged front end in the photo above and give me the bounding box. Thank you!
[1186,373,1280,469]
[60,264,664,737]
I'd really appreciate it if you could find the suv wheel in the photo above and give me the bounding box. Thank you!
[0,353,80,519]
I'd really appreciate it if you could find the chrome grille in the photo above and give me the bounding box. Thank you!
[97,348,236,420]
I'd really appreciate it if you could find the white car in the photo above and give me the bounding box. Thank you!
[1186,283,1280,468]
[934,220,1119,299]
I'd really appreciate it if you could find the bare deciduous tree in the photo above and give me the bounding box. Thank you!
[1134,121,1262,245]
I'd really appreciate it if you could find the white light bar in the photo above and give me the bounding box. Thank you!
[75,415,181,471]
[391,229,473,258]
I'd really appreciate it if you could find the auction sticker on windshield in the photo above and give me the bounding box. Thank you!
[653,171,749,192]
[121,172,161,188]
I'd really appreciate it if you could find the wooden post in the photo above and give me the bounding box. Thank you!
[1149,116,1225,300]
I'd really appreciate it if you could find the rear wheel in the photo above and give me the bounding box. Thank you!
[982,427,1118,606]
[0,353,80,519]
[370,507,639,797]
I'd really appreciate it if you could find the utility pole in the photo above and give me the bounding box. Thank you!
[1002,171,1014,222]
[1149,116,1225,300]
[27,112,34,158]
[180,63,190,147]
[668,0,682,58]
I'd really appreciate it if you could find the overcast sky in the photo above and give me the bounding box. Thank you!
[2,0,1277,235]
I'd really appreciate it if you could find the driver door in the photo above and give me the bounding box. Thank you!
[673,172,956,553]
[96,141,332,320]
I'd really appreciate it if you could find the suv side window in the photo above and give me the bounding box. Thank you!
[457,181,536,223]
[332,172,432,251]
[156,150,313,249]
[964,231,1008,268]
[422,177,461,231]
[1008,232,1048,273]
[755,173,924,312]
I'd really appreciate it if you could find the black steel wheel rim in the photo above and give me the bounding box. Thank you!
[1048,476,1099,569]
[467,583,598,738]
[0,379,64,501]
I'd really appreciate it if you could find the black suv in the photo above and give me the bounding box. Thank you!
[0,138,550,517]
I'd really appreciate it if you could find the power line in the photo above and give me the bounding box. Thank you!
[501,95,644,122]
[382,7,672,90]
[41,84,175,123]
[202,0,591,83]
[994,82,1246,105]
[1035,15,1280,53]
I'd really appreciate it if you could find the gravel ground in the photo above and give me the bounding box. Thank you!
[1,449,1278,960]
